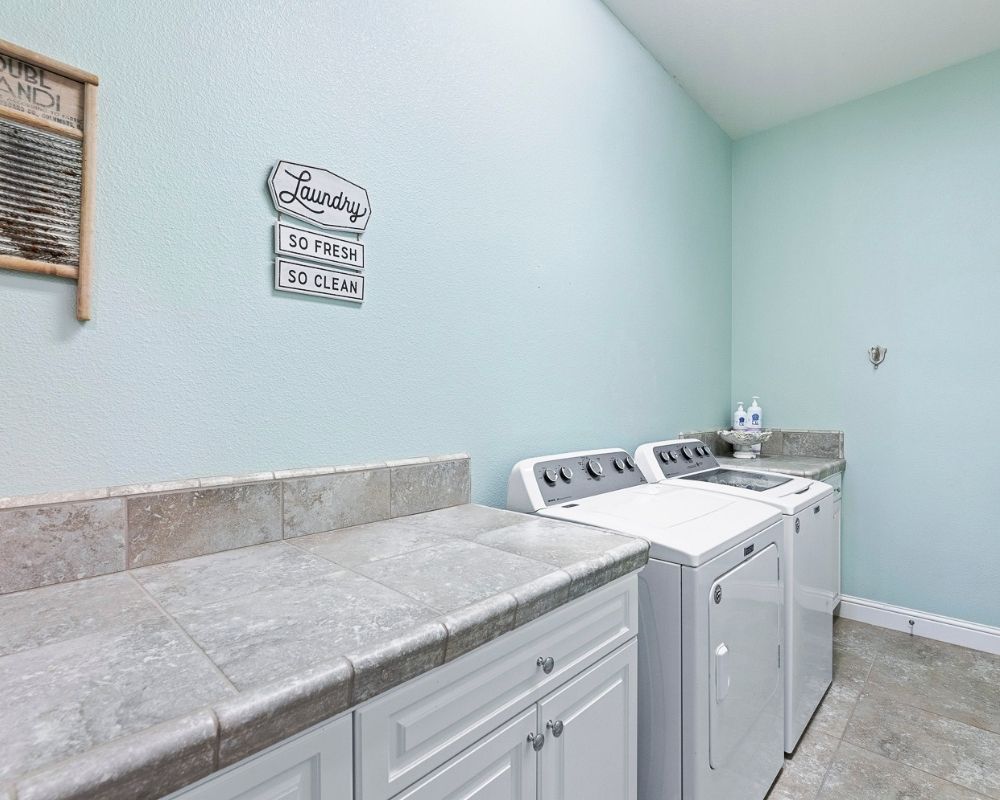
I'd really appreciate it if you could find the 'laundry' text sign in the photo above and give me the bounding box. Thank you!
[274,258,364,304]
[268,161,371,233]
[274,222,364,271]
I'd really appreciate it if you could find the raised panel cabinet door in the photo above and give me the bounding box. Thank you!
[168,714,352,800]
[393,708,537,800]
[537,640,637,800]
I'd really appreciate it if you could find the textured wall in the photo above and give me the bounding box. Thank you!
[1,0,733,504]
[733,51,1000,626]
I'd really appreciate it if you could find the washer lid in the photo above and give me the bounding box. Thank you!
[676,468,832,514]
[536,483,780,567]
[682,469,792,492]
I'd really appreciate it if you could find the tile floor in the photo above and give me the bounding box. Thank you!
[767,617,1000,799]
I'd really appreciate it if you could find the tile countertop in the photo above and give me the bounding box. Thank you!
[716,453,845,480]
[0,504,648,800]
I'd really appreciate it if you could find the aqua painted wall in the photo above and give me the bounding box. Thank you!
[1,1,733,504]
[733,50,1000,627]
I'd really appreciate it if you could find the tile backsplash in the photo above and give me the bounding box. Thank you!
[682,428,844,459]
[0,454,471,595]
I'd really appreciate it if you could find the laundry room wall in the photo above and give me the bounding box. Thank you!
[732,50,1000,627]
[1,1,733,503]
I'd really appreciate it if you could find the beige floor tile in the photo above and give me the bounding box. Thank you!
[833,617,895,661]
[844,690,1000,799]
[767,728,840,800]
[806,647,871,739]
[867,635,1000,734]
[818,741,989,800]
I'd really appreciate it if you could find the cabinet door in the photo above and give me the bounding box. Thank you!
[537,640,637,800]
[832,498,842,605]
[170,714,351,800]
[393,708,536,800]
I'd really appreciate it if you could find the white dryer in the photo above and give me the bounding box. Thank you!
[635,439,835,753]
[508,449,785,800]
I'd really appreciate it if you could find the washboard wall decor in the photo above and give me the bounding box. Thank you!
[0,39,97,320]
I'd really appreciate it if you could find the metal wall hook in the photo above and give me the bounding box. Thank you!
[868,345,888,370]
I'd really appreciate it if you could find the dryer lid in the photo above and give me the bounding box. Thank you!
[536,483,780,567]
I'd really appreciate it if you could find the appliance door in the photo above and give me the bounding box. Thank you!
[708,543,782,770]
[788,501,835,748]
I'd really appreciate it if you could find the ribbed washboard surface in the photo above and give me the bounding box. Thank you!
[0,117,82,267]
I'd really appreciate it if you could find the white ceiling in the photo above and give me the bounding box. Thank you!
[602,0,1000,138]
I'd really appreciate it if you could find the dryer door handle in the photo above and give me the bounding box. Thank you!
[715,643,731,703]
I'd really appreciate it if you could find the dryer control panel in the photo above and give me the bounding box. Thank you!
[531,450,645,507]
[647,439,720,479]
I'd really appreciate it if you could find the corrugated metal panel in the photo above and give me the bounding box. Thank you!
[0,117,82,267]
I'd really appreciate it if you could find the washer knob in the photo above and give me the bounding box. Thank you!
[587,459,604,478]
[613,457,625,472]
[659,450,672,464]
[625,455,636,470]
[681,446,694,460]
[559,466,573,482]
[543,468,558,485]
[669,450,679,462]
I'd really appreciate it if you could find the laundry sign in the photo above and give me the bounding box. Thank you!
[274,222,364,271]
[274,258,365,304]
[268,160,371,233]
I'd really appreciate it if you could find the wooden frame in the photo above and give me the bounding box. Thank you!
[0,38,98,320]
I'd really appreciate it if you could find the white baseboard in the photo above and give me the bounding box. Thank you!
[837,595,1000,656]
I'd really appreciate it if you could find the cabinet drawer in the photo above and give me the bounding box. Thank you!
[169,714,351,800]
[392,709,535,800]
[355,575,637,800]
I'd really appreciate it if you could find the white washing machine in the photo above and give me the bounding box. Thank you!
[635,438,835,753]
[508,449,785,800]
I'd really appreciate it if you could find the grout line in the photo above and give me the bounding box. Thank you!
[125,573,239,694]
[813,736,844,799]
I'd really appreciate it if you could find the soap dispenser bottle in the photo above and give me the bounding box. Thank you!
[748,396,763,454]
[734,401,748,430]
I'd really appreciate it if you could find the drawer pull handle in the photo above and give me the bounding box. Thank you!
[527,732,545,751]
[547,719,564,737]
[536,656,555,674]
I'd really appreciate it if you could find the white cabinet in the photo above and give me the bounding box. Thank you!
[393,709,536,800]
[390,641,637,800]
[538,640,637,800]
[356,577,637,800]
[824,472,843,605]
[170,714,352,800]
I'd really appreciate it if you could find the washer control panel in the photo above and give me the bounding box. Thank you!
[534,450,644,506]
[651,440,720,478]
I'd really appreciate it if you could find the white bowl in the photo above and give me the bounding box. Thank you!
[718,429,772,458]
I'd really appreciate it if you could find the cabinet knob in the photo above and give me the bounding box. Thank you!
[546,719,564,737]
[536,656,555,674]
[527,732,545,751]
